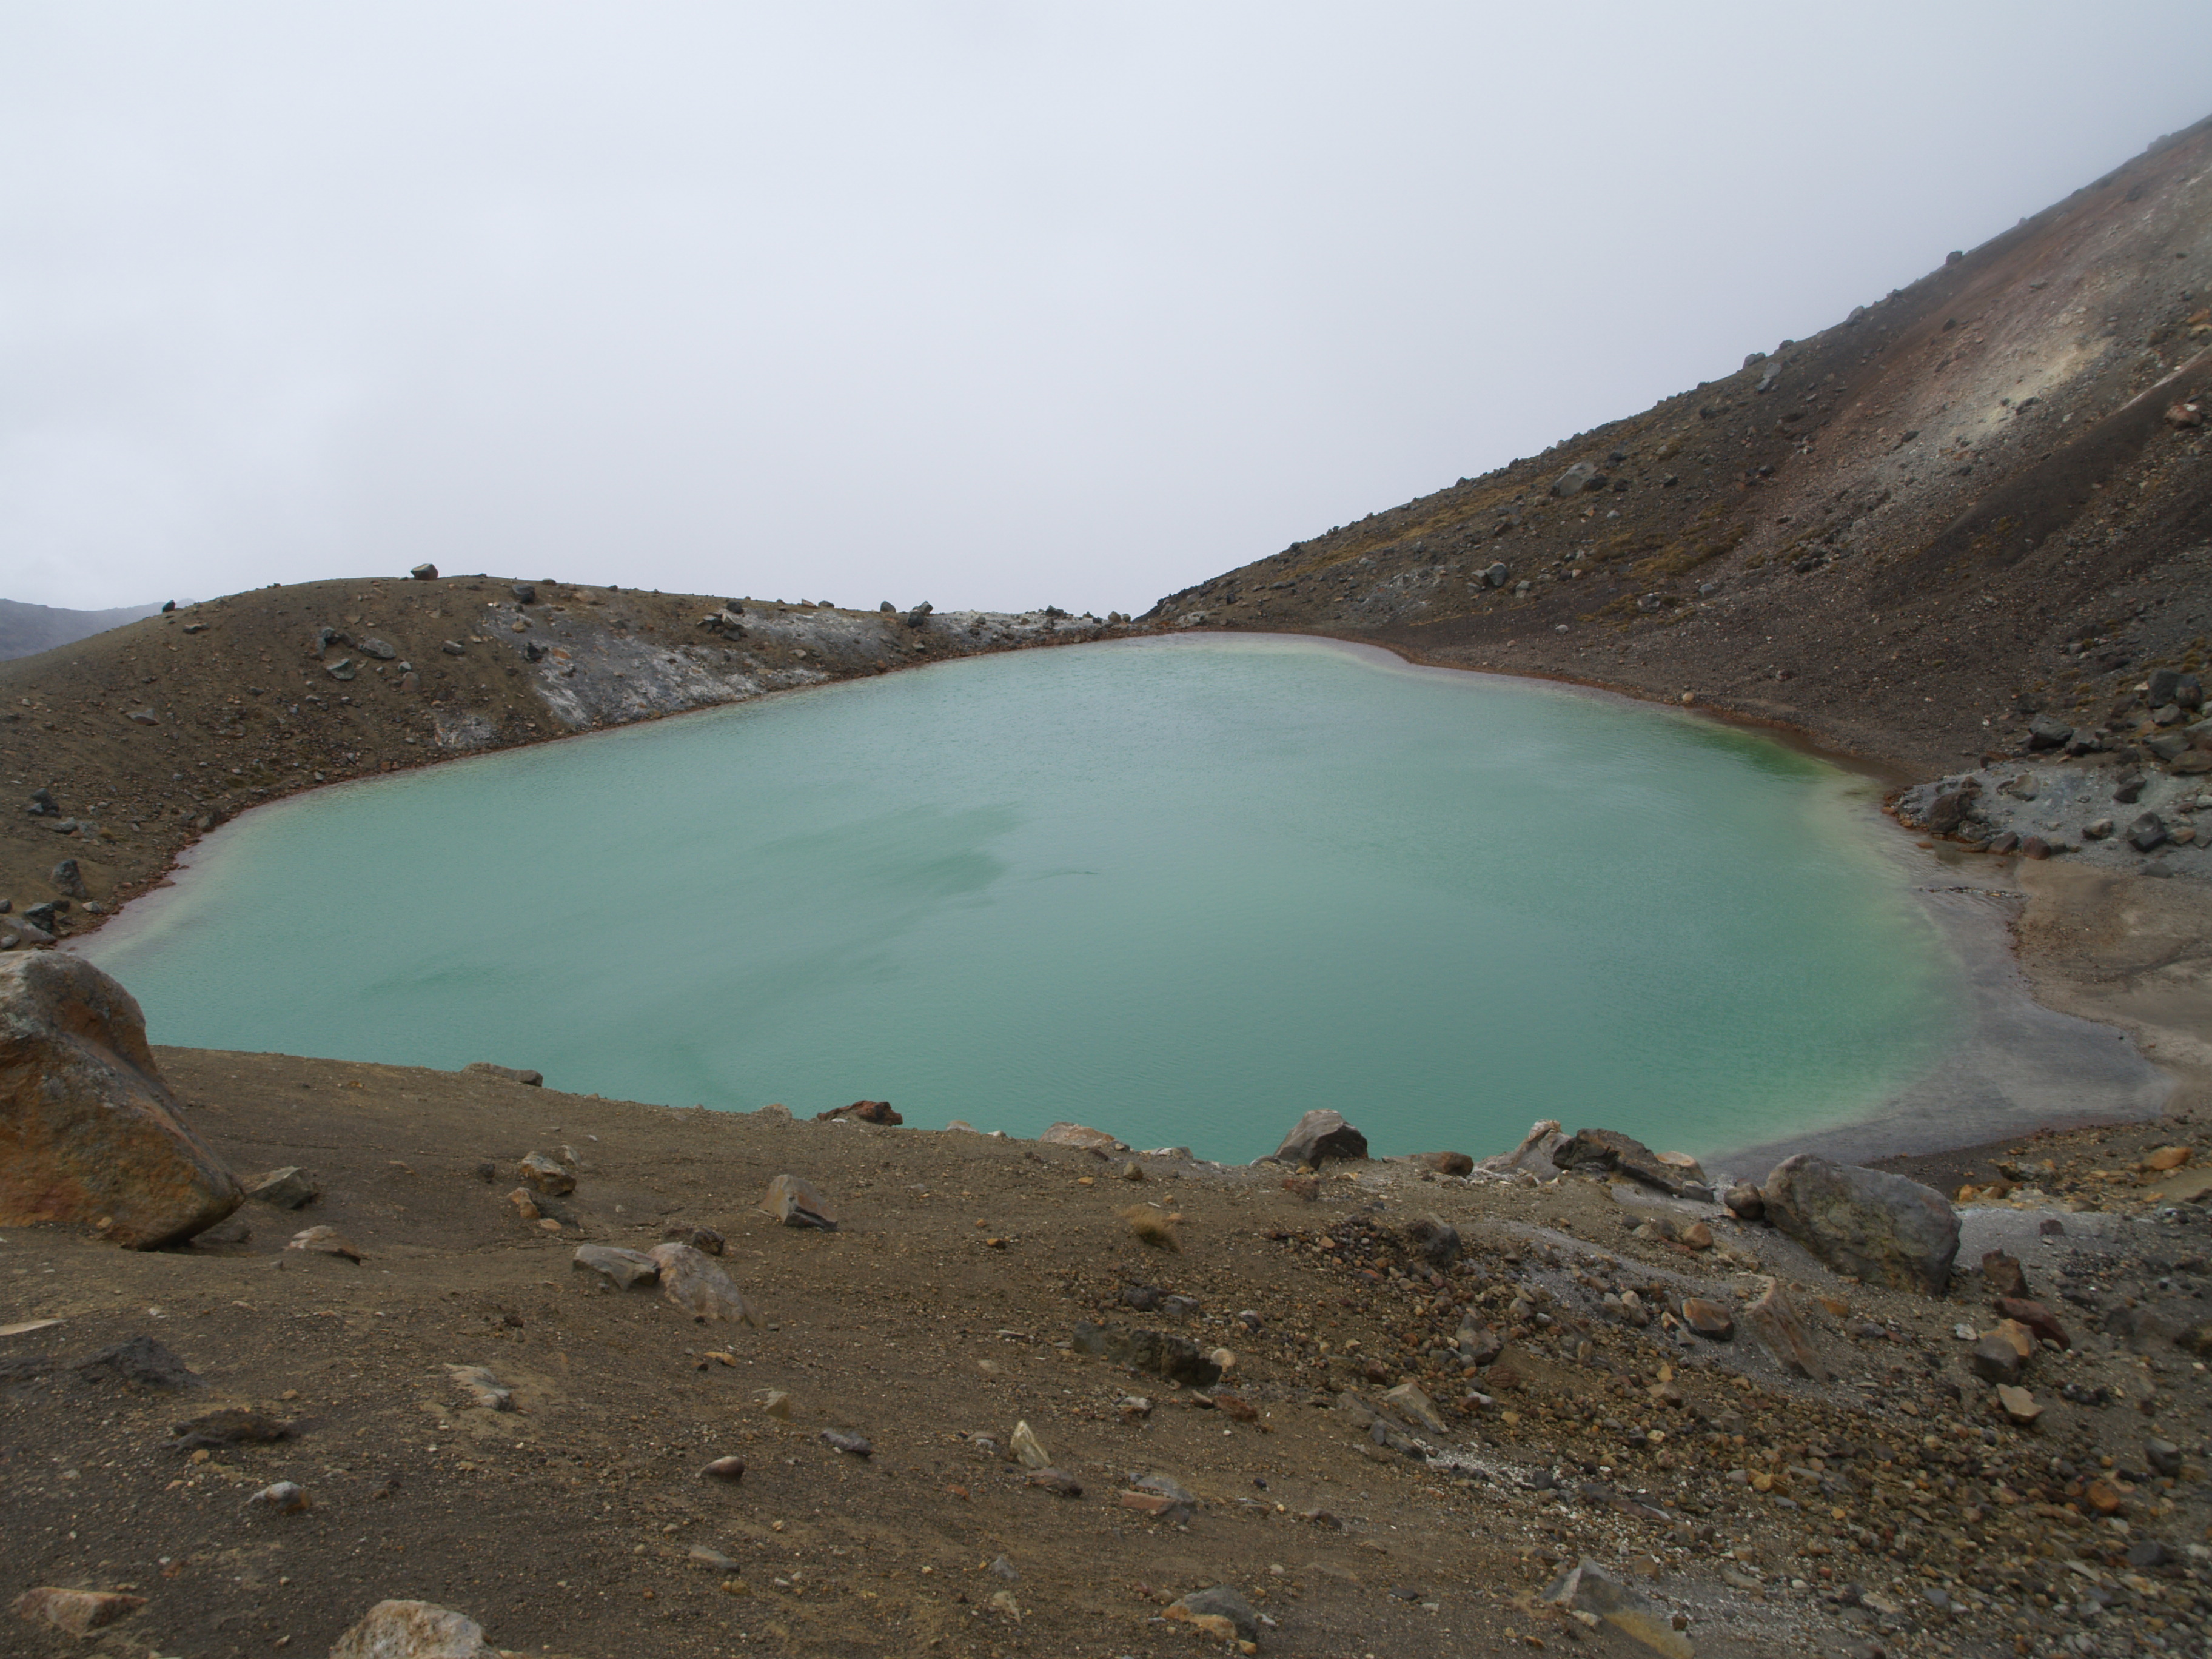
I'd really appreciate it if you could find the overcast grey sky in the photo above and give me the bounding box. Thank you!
[4,5,2210,615]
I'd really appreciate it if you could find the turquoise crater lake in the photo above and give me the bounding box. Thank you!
[87,635,1963,1163]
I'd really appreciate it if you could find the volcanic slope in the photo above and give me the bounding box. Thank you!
[1151,116,2212,777]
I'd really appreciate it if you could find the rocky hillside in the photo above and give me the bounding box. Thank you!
[0,598,166,663]
[0,575,1129,939]
[1151,116,2212,780]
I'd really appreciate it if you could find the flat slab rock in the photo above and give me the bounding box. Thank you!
[0,952,244,1247]
[1761,1153,1960,1295]
[1555,1127,1713,1201]
[572,1244,659,1289]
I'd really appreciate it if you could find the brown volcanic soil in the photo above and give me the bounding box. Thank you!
[12,1051,2212,1659]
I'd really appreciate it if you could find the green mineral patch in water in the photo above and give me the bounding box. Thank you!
[87,635,1963,1162]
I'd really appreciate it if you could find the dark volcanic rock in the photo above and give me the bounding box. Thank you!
[1272,1109,1369,1166]
[1070,1321,1223,1387]
[1761,1153,1959,1295]
[1556,1127,1714,1200]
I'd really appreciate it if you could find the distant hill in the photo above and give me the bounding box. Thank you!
[0,598,170,662]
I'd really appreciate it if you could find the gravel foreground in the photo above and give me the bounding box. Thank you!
[8,1051,2212,1659]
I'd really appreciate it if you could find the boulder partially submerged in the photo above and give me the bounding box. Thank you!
[1761,1153,1960,1295]
[0,953,243,1248]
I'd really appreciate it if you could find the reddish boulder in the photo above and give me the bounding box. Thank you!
[0,953,242,1248]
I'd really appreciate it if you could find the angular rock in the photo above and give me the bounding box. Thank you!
[2130,811,2168,852]
[1480,1118,1568,1179]
[1456,1319,1505,1364]
[286,1224,362,1262]
[74,1335,198,1390]
[12,1587,146,1638]
[572,1244,659,1290]
[819,1430,871,1457]
[1119,1488,1193,1523]
[1982,1249,2029,1298]
[1723,1180,1765,1221]
[663,1224,725,1255]
[1550,461,1600,498]
[1557,1127,1714,1200]
[816,1099,900,1125]
[250,1479,310,1513]
[246,1166,321,1209]
[1680,1296,1734,1340]
[1382,1381,1446,1433]
[464,1062,541,1086]
[1069,1320,1223,1387]
[1025,1467,1081,1496]
[1678,1221,1714,1250]
[1971,1331,2027,1386]
[517,1152,574,1196]
[1741,1283,1830,1380]
[408,563,439,580]
[2147,1438,2183,1478]
[445,1364,514,1411]
[0,953,244,1248]
[358,636,398,660]
[1995,1296,2070,1350]
[1760,1153,1959,1295]
[1039,1122,1122,1152]
[649,1242,759,1325]
[758,1174,838,1229]
[1546,1558,1692,1659]
[173,1407,290,1447]
[1655,1150,1707,1182]
[1415,1151,1475,1176]
[1996,1384,2042,1426]
[49,858,89,900]
[1273,1108,1368,1166]
[2027,715,2074,751]
[1172,1587,1258,1643]
[1399,1214,1461,1268]
[1010,1419,1051,1469]
[329,1599,499,1659]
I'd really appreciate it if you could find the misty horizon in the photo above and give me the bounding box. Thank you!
[6,5,2212,615]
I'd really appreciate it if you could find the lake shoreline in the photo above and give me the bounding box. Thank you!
[53,626,2186,1179]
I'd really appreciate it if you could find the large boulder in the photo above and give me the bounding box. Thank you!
[0,953,242,1248]
[1761,1153,1959,1295]
[1272,1109,1368,1166]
